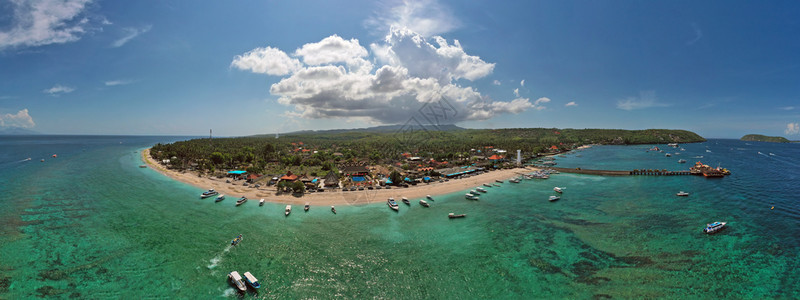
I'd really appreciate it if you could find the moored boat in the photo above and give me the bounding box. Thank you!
[448,213,466,218]
[495,180,504,183]
[387,198,399,211]
[465,193,479,200]
[676,191,689,196]
[243,271,260,289]
[678,159,687,163]
[215,195,226,202]
[231,234,243,246]
[401,197,410,205]
[419,199,430,207]
[228,271,247,292]
[426,195,434,201]
[470,190,480,195]
[483,183,492,187]
[304,202,310,212]
[259,199,265,206]
[331,205,336,214]
[236,196,248,206]
[201,189,219,198]
[285,205,291,216]
[703,221,726,234]
[476,187,487,193]
[553,187,563,193]
[549,195,560,202]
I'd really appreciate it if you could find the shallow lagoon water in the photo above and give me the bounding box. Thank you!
[1,136,798,298]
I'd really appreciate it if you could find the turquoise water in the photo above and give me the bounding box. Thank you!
[1,136,798,298]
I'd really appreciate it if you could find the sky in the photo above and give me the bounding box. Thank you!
[1,0,799,138]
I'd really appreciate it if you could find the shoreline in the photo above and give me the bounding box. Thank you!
[141,148,536,206]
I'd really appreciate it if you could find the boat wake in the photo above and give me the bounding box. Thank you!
[207,245,232,270]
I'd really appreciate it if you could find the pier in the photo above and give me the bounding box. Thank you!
[549,167,693,176]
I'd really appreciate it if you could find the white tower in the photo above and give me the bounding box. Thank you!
[516,150,522,165]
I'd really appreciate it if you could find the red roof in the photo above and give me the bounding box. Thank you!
[280,171,298,181]
[550,145,559,150]
[488,154,504,160]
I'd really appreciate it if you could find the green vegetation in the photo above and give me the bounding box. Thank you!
[740,134,790,143]
[150,127,705,175]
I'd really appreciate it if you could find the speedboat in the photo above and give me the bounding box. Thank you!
[285,205,291,216]
[236,196,248,206]
[678,159,687,163]
[470,190,480,195]
[243,271,260,289]
[676,191,689,196]
[703,221,726,234]
[448,213,466,219]
[304,202,310,212]
[231,234,243,246]
[476,187,487,193]
[201,189,219,198]
[387,198,399,211]
[331,206,337,214]
[549,195,560,202]
[419,199,430,207]
[465,193,478,200]
[259,199,265,206]
[553,187,563,193]
[401,197,410,205]
[228,271,247,292]
[215,195,226,202]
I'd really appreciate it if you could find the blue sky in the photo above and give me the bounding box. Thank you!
[1,0,799,138]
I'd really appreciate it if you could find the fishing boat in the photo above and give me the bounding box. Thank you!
[201,189,219,198]
[235,196,248,206]
[495,180,504,183]
[448,213,466,219]
[387,198,399,211]
[426,195,434,201]
[509,178,520,183]
[139,165,147,168]
[231,234,243,246]
[703,221,726,234]
[465,193,479,200]
[469,190,480,195]
[243,271,261,289]
[228,271,247,292]
[304,202,310,212]
[285,205,291,216]
[676,191,689,197]
[476,187,487,193]
[665,153,672,157]
[483,183,492,187]
[215,195,226,202]
[549,195,560,202]
[259,199,265,206]
[331,206,337,214]
[553,187,563,193]
[401,197,410,205]
[419,199,430,207]
[678,159,687,163]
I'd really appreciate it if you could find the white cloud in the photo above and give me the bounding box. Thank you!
[520,79,525,87]
[0,109,36,128]
[687,23,703,46]
[235,28,531,124]
[786,123,800,135]
[616,91,670,110]
[0,0,96,50]
[513,88,520,97]
[492,80,501,86]
[43,84,75,95]
[364,0,460,37]
[104,79,133,86]
[779,106,795,111]
[231,47,303,76]
[533,97,550,110]
[565,101,578,107]
[111,25,152,48]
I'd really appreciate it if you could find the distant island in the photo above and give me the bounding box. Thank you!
[740,134,790,143]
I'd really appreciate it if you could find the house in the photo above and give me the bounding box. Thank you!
[488,154,504,161]
[323,171,340,187]
[279,171,298,182]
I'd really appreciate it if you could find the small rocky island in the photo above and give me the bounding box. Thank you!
[740,134,790,143]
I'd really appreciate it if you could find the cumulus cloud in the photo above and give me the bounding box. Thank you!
[43,84,75,95]
[520,80,525,87]
[234,27,532,124]
[786,123,800,135]
[0,0,97,50]
[513,88,520,97]
[492,80,501,86]
[111,25,152,48]
[0,109,36,128]
[533,97,550,111]
[231,46,303,76]
[565,101,578,107]
[364,0,460,37]
[617,91,670,110]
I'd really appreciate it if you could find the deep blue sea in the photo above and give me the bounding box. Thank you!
[1,136,798,298]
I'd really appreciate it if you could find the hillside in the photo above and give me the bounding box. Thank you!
[740,134,790,143]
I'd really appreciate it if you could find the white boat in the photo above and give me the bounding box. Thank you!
[703,221,726,234]
[387,198,399,211]
[200,189,219,198]
[331,205,337,214]
[401,197,410,205]
[448,213,466,219]
[235,196,248,206]
[243,271,261,289]
[553,187,563,193]
[228,271,247,292]
[676,191,689,196]
[285,205,291,216]
[426,195,434,201]
[259,199,265,206]
[304,202,310,211]
[465,194,479,200]
[215,195,225,202]
[476,187,487,193]
[549,195,560,202]
[419,199,430,207]
[678,159,687,163]
[469,190,480,195]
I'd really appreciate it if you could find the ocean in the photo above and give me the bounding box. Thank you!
[0,136,798,298]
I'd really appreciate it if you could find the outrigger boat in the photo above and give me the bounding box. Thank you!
[228,271,247,292]
[419,199,430,207]
[331,206,337,214]
[676,191,689,197]
[200,189,219,198]
[448,213,466,219]
[243,271,261,289]
[553,187,563,193]
[465,193,479,200]
[476,187,487,193]
[549,195,560,202]
[483,183,492,187]
[215,195,226,202]
[285,205,291,216]
[231,234,243,246]
[236,196,248,206]
[387,198,399,211]
[703,221,726,234]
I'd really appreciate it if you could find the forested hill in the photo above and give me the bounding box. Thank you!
[740,134,790,143]
[150,127,704,173]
